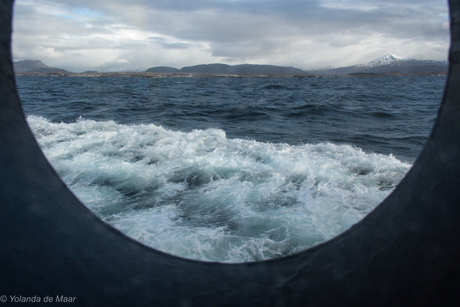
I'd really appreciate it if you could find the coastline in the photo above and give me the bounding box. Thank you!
[14,71,448,78]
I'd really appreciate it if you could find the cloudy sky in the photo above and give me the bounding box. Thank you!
[12,0,450,72]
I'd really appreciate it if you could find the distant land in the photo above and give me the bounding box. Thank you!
[14,54,448,77]
[304,54,448,75]
[178,64,306,75]
[14,59,69,75]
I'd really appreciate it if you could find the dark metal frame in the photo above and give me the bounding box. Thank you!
[1,0,459,305]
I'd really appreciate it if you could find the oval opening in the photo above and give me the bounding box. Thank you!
[13,1,449,263]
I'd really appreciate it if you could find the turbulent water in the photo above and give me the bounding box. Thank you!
[17,75,445,262]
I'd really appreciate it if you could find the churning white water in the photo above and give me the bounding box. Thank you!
[28,115,410,262]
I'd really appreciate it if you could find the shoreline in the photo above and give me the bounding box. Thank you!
[14,71,448,78]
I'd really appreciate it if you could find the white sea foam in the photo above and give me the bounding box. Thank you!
[27,115,411,262]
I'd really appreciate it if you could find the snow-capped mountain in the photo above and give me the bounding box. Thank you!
[306,54,448,75]
[365,54,410,67]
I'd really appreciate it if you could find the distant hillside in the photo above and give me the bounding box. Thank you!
[16,55,448,77]
[179,64,307,75]
[145,66,180,73]
[14,60,68,74]
[307,54,448,75]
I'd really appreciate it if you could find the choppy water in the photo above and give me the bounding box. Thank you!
[17,75,445,262]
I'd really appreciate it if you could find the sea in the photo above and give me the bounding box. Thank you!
[16,75,446,263]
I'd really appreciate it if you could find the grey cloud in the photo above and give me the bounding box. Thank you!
[149,37,191,50]
[12,0,449,71]
[35,1,448,37]
[141,1,447,48]
[47,0,448,39]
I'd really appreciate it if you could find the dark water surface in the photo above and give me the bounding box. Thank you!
[16,75,445,262]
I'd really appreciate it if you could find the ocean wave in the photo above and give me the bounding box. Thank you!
[27,115,411,262]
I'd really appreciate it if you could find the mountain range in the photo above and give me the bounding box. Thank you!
[13,59,68,74]
[14,54,448,76]
[305,54,448,75]
[146,63,307,75]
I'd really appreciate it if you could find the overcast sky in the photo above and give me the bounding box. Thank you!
[12,0,450,72]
